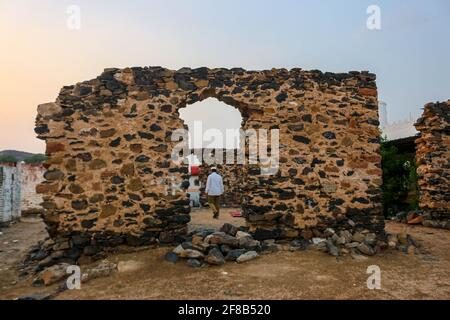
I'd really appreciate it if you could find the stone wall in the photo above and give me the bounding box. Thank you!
[415,101,450,228]
[35,66,384,260]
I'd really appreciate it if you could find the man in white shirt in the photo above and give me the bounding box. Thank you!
[205,167,224,219]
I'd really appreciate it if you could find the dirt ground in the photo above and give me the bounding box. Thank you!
[1,210,450,300]
[189,207,246,231]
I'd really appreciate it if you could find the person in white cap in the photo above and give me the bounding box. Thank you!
[205,166,224,219]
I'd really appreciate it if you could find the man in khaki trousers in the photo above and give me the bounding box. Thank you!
[205,167,224,219]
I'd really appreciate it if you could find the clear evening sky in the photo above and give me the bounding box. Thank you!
[0,0,449,153]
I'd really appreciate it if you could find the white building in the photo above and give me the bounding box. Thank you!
[0,163,22,224]
[0,162,45,224]
[379,101,418,140]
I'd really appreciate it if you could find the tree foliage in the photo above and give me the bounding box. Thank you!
[0,155,18,163]
[381,137,418,217]
[24,154,47,164]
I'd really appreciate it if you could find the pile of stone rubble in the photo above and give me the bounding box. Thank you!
[310,227,422,258]
[164,223,278,267]
[165,223,423,265]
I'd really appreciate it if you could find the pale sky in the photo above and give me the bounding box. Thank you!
[1,0,449,153]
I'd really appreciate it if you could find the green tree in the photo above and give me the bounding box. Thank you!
[24,154,47,164]
[0,155,18,163]
[381,137,418,217]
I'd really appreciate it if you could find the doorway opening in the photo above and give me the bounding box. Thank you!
[178,98,246,232]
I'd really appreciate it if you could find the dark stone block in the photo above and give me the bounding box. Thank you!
[71,199,88,210]
[77,152,92,162]
[109,137,121,147]
[165,252,179,263]
[252,228,282,241]
[323,131,337,140]
[111,176,124,184]
[275,92,288,103]
[136,155,150,163]
[293,135,311,144]
[81,219,96,229]
[35,124,49,134]
[138,131,154,140]
[150,124,162,132]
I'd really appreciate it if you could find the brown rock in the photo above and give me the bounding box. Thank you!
[38,263,70,286]
[68,184,84,194]
[165,81,178,90]
[130,144,142,153]
[89,159,107,170]
[46,142,65,154]
[101,204,117,218]
[100,128,116,138]
[65,159,77,172]
[120,163,135,177]
[194,79,209,88]
[341,137,354,147]
[358,87,377,97]
[36,183,59,194]
[127,178,143,191]
[37,102,62,118]
[44,170,64,181]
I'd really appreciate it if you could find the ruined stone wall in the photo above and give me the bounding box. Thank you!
[35,66,384,258]
[415,101,450,228]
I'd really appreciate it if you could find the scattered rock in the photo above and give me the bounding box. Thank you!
[36,263,70,286]
[179,249,204,259]
[187,259,202,268]
[220,223,238,237]
[357,243,375,256]
[352,232,365,243]
[16,292,54,300]
[364,233,377,246]
[173,244,185,255]
[325,240,340,257]
[312,238,326,245]
[207,232,239,248]
[165,252,179,263]
[236,251,258,263]
[387,234,399,249]
[117,260,143,273]
[225,249,246,262]
[236,231,252,239]
[82,260,117,282]
[324,228,335,238]
[351,252,369,261]
[290,239,309,251]
[205,248,225,265]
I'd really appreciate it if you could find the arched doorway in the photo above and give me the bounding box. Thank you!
[179,97,246,231]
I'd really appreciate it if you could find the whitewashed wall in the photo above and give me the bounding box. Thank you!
[0,164,21,223]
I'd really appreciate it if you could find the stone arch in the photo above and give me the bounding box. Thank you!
[35,66,384,261]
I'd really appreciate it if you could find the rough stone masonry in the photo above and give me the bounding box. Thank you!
[35,66,384,261]
[415,101,450,228]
